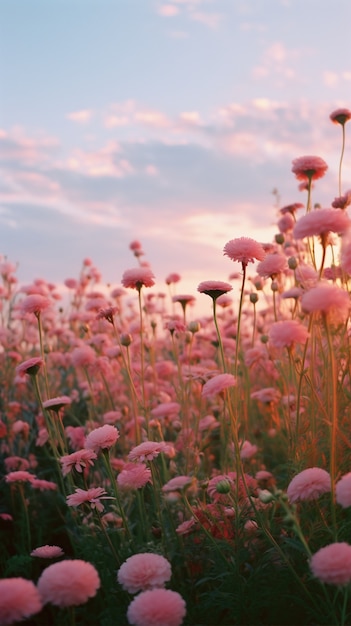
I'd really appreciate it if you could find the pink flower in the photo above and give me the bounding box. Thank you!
[240,440,258,460]
[31,545,64,558]
[60,449,97,476]
[341,236,351,275]
[5,470,35,484]
[256,253,288,279]
[151,402,180,418]
[330,108,351,126]
[42,395,72,411]
[293,208,350,239]
[301,283,350,323]
[37,559,100,607]
[31,478,57,491]
[0,577,42,625]
[166,272,181,285]
[84,424,119,453]
[223,237,266,266]
[332,190,351,209]
[122,267,155,289]
[16,357,44,377]
[268,320,309,349]
[66,487,110,512]
[202,373,236,398]
[292,155,328,182]
[310,542,351,586]
[335,473,351,508]
[197,280,233,300]
[128,440,170,462]
[117,553,172,594]
[70,345,96,368]
[117,463,152,490]
[19,294,51,317]
[287,467,331,503]
[251,388,281,404]
[162,475,194,493]
[127,588,186,626]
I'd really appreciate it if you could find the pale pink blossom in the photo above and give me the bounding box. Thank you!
[127,588,186,626]
[162,475,194,492]
[223,237,266,266]
[66,487,111,512]
[16,357,44,377]
[251,387,281,404]
[197,280,233,299]
[19,293,51,316]
[4,456,30,472]
[202,373,236,398]
[37,559,100,607]
[151,402,180,418]
[117,463,152,490]
[310,542,351,586]
[60,449,97,476]
[292,155,328,182]
[176,518,197,535]
[65,425,85,450]
[335,473,351,508]
[122,267,155,289]
[5,470,35,484]
[84,424,119,453]
[42,395,72,411]
[293,208,350,240]
[240,440,258,460]
[301,283,350,323]
[31,545,64,558]
[166,272,181,285]
[128,440,170,462]
[277,212,295,233]
[268,320,309,349]
[117,553,172,594]
[31,478,57,491]
[0,577,42,624]
[71,345,96,368]
[287,467,331,503]
[256,253,288,278]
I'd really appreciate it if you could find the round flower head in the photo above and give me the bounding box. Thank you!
[335,472,351,508]
[42,395,72,411]
[122,267,155,290]
[287,467,331,503]
[301,282,350,323]
[127,588,186,626]
[19,293,51,317]
[268,319,309,350]
[292,155,328,182]
[84,424,119,453]
[293,208,350,240]
[310,542,351,586]
[37,559,100,607]
[60,449,97,476]
[31,545,64,558]
[330,108,351,126]
[223,237,266,267]
[202,373,236,398]
[197,280,233,300]
[117,463,152,490]
[256,253,288,279]
[70,345,96,368]
[16,357,44,377]
[128,440,169,462]
[0,577,43,625]
[117,553,172,594]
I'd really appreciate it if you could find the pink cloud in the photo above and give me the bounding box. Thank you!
[66,110,94,124]
[158,4,179,17]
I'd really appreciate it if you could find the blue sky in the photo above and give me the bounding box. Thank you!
[1,0,351,304]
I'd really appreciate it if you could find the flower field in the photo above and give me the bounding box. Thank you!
[1,109,351,625]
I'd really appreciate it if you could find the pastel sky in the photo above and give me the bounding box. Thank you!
[1,0,351,307]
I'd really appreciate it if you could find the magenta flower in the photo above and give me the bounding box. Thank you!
[37,559,100,607]
[202,373,236,398]
[223,237,266,267]
[122,267,155,289]
[127,588,186,626]
[292,155,328,182]
[0,578,43,625]
[310,542,351,586]
[118,553,172,594]
[287,467,331,503]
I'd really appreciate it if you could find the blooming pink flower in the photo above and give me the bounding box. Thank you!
[60,449,97,476]
[127,588,186,626]
[268,320,309,350]
[287,467,331,503]
[4,456,30,471]
[122,267,155,289]
[16,357,44,377]
[256,253,288,279]
[37,559,100,607]
[165,272,181,285]
[251,388,281,404]
[65,425,86,450]
[70,345,96,368]
[84,424,119,453]
[293,208,350,240]
[151,402,180,418]
[0,577,43,624]
[197,280,233,300]
[330,108,351,126]
[19,294,51,317]
[292,155,328,182]
[176,519,197,535]
[202,373,236,398]
[42,395,72,411]
[5,470,36,484]
[310,542,351,586]
[277,212,295,233]
[31,478,57,491]
[240,440,258,460]
[66,487,110,512]
[335,473,351,508]
[301,283,350,323]
[31,545,64,558]
[332,190,351,209]
[223,237,266,266]
[161,475,194,493]
[128,440,170,462]
[117,463,152,490]
[117,553,172,594]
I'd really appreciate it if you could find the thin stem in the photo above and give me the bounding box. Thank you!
[213,298,227,372]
